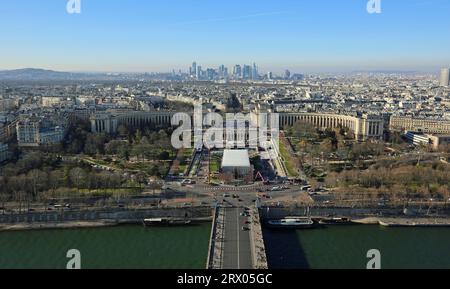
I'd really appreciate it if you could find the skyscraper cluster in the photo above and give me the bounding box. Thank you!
[189,61,261,81]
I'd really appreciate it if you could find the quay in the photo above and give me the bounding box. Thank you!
[0,207,212,232]
[353,217,450,227]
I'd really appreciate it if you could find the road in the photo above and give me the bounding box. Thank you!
[222,207,253,269]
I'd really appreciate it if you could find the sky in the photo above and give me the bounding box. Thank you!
[1,0,450,73]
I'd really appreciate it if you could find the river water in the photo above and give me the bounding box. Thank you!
[0,224,211,269]
[1,224,450,269]
[263,225,450,269]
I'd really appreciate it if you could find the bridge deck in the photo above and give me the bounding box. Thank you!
[222,207,253,269]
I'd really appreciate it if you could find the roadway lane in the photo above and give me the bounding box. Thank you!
[222,207,252,269]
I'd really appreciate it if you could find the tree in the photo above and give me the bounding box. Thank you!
[84,133,107,155]
[70,167,87,191]
[117,124,129,136]
[64,119,90,154]
[135,130,143,144]
[159,151,171,160]
[292,121,318,139]
[119,145,130,160]
[26,169,48,200]
[226,93,242,112]
[47,169,64,196]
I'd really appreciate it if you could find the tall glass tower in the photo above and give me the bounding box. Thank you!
[440,68,450,87]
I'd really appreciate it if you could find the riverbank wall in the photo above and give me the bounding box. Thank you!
[0,207,213,232]
[260,206,450,227]
[260,206,450,220]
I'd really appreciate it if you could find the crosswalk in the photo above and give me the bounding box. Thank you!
[198,185,271,192]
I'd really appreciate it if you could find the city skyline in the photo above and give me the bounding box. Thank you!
[1,0,450,73]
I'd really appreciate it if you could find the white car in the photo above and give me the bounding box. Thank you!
[181,179,193,185]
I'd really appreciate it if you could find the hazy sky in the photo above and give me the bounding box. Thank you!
[1,0,450,73]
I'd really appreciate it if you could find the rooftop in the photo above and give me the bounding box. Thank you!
[221,150,251,168]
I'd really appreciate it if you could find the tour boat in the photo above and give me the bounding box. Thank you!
[143,218,192,227]
[267,217,315,229]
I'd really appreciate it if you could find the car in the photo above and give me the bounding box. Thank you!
[238,199,243,202]
[241,226,249,231]
[244,220,251,225]
[181,179,194,185]
[223,194,230,198]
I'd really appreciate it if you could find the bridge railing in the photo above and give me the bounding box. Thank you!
[206,206,225,269]
[249,207,268,269]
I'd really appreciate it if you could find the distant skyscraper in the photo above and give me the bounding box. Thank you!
[252,63,258,80]
[233,65,242,78]
[440,68,450,87]
[267,71,273,80]
[191,62,197,77]
[243,65,252,80]
[206,68,215,80]
[284,69,291,80]
[196,66,202,79]
[218,65,228,79]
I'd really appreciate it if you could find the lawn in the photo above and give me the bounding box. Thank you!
[210,154,222,173]
[279,139,299,177]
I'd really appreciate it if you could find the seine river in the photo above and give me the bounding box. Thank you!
[1,224,450,269]
[263,225,450,269]
[0,224,211,269]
